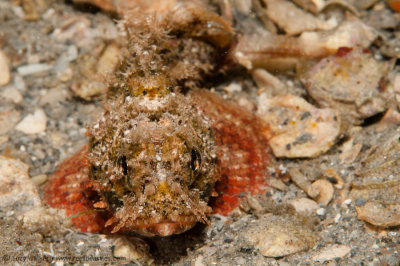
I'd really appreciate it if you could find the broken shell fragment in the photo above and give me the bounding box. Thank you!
[339,137,362,164]
[233,19,377,71]
[289,168,312,193]
[303,47,393,125]
[262,0,337,36]
[313,244,352,262]
[252,68,286,95]
[15,109,47,134]
[294,0,360,14]
[292,0,327,14]
[257,94,340,158]
[322,168,344,189]
[308,179,334,206]
[356,201,400,227]
[376,107,400,131]
[289,168,333,205]
[242,214,317,258]
[355,0,380,10]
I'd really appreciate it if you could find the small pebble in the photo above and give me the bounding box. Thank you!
[0,50,11,86]
[316,208,326,216]
[288,198,319,215]
[15,109,47,134]
[17,63,53,76]
[269,178,287,191]
[31,174,47,186]
[252,68,285,93]
[334,213,341,223]
[193,255,206,266]
[247,196,263,213]
[289,168,311,193]
[343,199,352,205]
[224,82,242,93]
[313,244,351,262]
[0,86,23,104]
[113,237,153,264]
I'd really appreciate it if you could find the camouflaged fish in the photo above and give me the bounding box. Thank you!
[44,4,272,237]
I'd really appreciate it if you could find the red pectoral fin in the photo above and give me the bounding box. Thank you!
[192,90,273,215]
[43,145,110,233]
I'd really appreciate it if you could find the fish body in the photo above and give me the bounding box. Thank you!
[44,3,271,236]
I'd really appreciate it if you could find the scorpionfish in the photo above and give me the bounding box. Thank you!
[44,3,272,236]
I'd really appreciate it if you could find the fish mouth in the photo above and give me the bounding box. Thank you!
[127,215,199,236]
[107,213,200,236]
[104,180,212,236]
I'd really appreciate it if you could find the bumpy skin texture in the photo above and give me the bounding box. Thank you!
[44,91,272,234]
[83,6,228,236]
[44,3,271,236]
[88,93,217,236]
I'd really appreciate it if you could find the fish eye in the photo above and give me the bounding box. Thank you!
[120,155,128,176]
[190,149,201,171]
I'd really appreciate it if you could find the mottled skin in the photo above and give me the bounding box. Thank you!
[81,5,230,236]
[88,93,218,236]
[44,3,272,236]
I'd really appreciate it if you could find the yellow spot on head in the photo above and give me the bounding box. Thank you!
[157,181,170,195]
